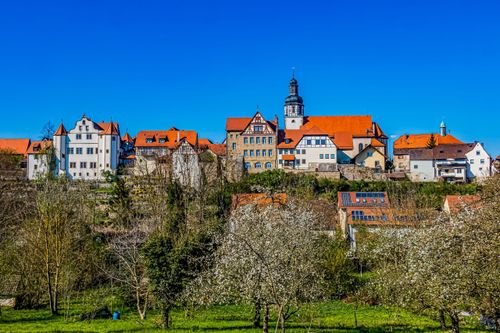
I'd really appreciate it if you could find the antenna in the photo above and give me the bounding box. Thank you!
[291,66,295,78]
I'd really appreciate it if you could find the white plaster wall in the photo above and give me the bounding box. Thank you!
[27,154,50,179]
[466,143,492,179]
[278,135,337,170]
[409,160,435,181]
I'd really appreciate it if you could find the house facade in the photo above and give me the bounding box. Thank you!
[465,142,492,180]
[27,139,52,179]
[225,111,278,172]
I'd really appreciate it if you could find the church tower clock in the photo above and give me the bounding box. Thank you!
[284,72,304,130]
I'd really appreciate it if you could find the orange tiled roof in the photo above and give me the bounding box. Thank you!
[99,122,120,135]
[198,138,213,148]
[277,126,329,149]
[121,132,134,143]
[135,128,198,148]
[54,123,68,136]
[27,140,52,154]
[226,117,278,132]
[393,133,463,149]
[371,138,385,147]
[444,195,481,213]
[302,115,376,138]
[332,132,353,150]
[0,138,31,156]
[231,193,288,209]
[207,143,226,156]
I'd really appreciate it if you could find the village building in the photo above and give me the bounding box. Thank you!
[0,138,31,170]
[465,142,493,180]
[120,132,136,167]
[47,115,121,180]
[277,76,387,171]
[225,111,278,172]
[443,194,481,214]
[393,122,463,172]
[26,139,53,179]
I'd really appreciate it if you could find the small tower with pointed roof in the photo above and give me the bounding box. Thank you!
[440,121,447,137]
[284,70,305,130]
[53,123,68,175]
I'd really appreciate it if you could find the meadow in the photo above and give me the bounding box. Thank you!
[0,301,488,333]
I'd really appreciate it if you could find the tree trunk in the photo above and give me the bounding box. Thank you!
[438,310,447,330]
[280,311,285,333]
[162,305,171,329]
[253,298,261,328]
[450,312,460,333]
[263,304,269,333]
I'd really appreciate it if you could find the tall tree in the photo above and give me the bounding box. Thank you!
[426,133,437,149]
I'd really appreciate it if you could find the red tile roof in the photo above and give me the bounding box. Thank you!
[207,143,226,156]
[135,128,198,148]
[332,132,353,150]
[444,195,481,213]
[226,116,278,132]
[198,138,213,148]
[394,133,463,149]
[27,140,52,154]
[302,115,376,138]
[121,132,134,143]
[54,123,68,136]
[0,138,31,156]
[371,138,385,147]
[99,122,120,135]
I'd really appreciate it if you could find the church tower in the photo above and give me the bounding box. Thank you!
[284,72,304,130]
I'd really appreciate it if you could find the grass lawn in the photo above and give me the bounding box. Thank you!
[0,301,488,333]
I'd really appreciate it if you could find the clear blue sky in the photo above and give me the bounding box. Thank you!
[1,0,499,156]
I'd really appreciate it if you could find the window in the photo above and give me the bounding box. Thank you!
[106,149,109,153]
[470,159,474,164]
[232,143,236,150]
[296,149,300,155]
[319,154,324,159]
[316,139,321,145]
[254,125,263,132]
[250,137,254,144]
[76,148,83,154]
[284,149,288,154]
[95,148,98,154]
[230,134,233,138]
[34,155,39,160]
[86,134,92,140]
[331,154,335,159]
[479,167,483,171]
[87,148,93,154]
[279,149,283,154]
[302,159,306,164]
[307,140,312,145]
[375,161,380,167]
[296,160,300,165]
[414,164,418,169]
[78,126,82,131]
[244,137,248,144]
[476,150,480,156]
[268,149,273,156]
[358,143,363,152]
[456,169,462,174]
[76,134,82,140]
[256,150,260,156]
[106,163,109,167]
[278,159,283,164]
[70,162,76,168]
[159,138,166,143]
[480,159,485,164]
[302,149,306,154]
[262,149,266,156]
[255,162,261,168]
[256,137,260,144]
[236,134,239,138]
[82,120,86,125]
[268,137,273,144]
[244,150,248,156]
[112,137,116,141]
[262,137,266,144]
[244,162,251,169]
[250,150,254,157]
[320,139,326,145]
[80,162,87,168]
[367,152,373,157]
[68,148,74,154]
[265,162,272,169]
[90,162,96,168]
[325,154,329,159]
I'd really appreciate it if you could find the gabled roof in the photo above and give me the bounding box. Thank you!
[121,132,134,143]
[135,128,198,148]
[371,138,385,147]
[444,195,482,214]
[354,144,386,160]
[393,133,463,149]
[277,126,329,149]
[302,115,377,138]
[226,112,278,133]
[54,123,68,136]
[99,122,120,135]
[432,143,475,160]
[198,138,213,148]
[27,140,52,154]
[0,138,31,156]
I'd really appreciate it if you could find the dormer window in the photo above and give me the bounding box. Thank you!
[159,138,166,143]
[254,125,264,132]
[285,139,290,144]
[82,120,86,125]
[146,138,154,143]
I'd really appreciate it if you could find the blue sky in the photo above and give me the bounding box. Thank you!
[1,0,499,156]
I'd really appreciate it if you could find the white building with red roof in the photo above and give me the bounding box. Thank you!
[32,114,121,180]
[277,76,387,171]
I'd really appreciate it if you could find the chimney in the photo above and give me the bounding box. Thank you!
[177,131,180,142]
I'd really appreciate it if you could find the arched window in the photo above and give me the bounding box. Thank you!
[265,162,272,169]
[358,143,364,152]
[255,162,262,168]
[244,162,251,169]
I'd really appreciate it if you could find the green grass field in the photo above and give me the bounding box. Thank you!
[0,301,488,333]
